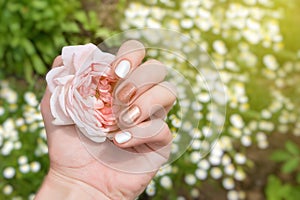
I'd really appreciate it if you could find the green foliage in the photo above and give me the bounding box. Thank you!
[266,141,300,200]
[0,0,107,83]
[266,175,300,200]
[270,141,300,173]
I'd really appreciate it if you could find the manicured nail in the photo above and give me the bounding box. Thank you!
[115,60,131,78]
[121,105,141,124]
[115,132,132,144]
[117,82,137,103]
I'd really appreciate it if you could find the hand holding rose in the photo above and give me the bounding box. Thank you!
[35,40,176,200]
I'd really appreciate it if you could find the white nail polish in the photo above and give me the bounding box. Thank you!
[115,60,131,78]
[115,132,132,144]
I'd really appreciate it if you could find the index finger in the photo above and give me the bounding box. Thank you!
[111,40,146,79]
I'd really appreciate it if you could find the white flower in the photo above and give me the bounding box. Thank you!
[209,154,221,165]
[182,121,193,131]
[180,18,194,29]
[223,178,235,190]
[40,128,47,140]
[190,151,202,163]
[191,139,201,150]
[146,18,161,28]
[234,169,246,181]
[259,121,274,131]
[197,92,210,103]
[227,190,239,200]
[191,101,202,111]
[213,40,227,55]
[185,174,197,185]
[241,135,252,147]
[14,141,22,150]
[258,140,269,149]
[0,106,4,116]
[229,127,242,138]
[1,141,14,156]
[145,184,156,196]
[160,176,172,189]
[230,114,245,129]
[3,118,15,132]
[202,126,213,138]
[195,168,207,180]
[24,92,38,107]
[224,164,235,175]
[246,18,260,31]
[150,7,165,20]
[277,124,289,133]
[3,167,15,179]
[2,184,13,195]
[243,29,261,44]
[15,118,25,127]
[191,188,200,198]
[198,159,210,170]
[256,132,267,141]
[293,127,300,136]
[171,143,179,154]
[263,54,279,71]
[171,118,182,128]
[222,154,232,166]
[20,164,30,174]
[30,161,41,172]
[1,88,18,104]
[210,167,222,179]
[191,129,202,139]
[28,194,36,200]
[18,156,28,165]
[234,153,246,165]
[219,136,233,151]
[261,109,272,119]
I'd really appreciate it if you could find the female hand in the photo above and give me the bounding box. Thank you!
[35,40,176,200]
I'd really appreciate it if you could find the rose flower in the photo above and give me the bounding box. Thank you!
[46,44,118,143]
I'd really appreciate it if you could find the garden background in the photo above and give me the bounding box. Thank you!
[1,0,300,199]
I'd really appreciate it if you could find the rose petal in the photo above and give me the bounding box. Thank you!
[50,87,74,125]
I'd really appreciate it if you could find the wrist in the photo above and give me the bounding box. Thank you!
[35,168,110,200]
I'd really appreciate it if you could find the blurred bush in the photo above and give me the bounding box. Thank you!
[0,0,110,83]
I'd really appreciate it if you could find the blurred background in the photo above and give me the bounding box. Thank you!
[0,0,300,199]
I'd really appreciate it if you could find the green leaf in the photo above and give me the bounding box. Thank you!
[265,175,282,200]
[74,12,87,23]
[270,150,291,162]
[297,173,300,184]
[24,59,33,84]
[282,158,300,173]
[22,39,35,55]
[31,0,48,10]
[61,22,80,33]
[285,141,300,156]
[31,54,46,75]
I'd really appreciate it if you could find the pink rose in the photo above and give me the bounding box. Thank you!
[46,44,119,143]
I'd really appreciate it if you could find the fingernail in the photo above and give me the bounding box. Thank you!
[117,82,137,103]
[115,60,131,78]
[115,132,132,144]
[121,105,141,124]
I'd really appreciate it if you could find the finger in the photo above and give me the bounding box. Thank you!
[113,119,172,149]
[118,81,177,128]
[112,40,146,79]
[114,59,167,104]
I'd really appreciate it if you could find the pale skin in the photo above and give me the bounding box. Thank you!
[35,40,176,200]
